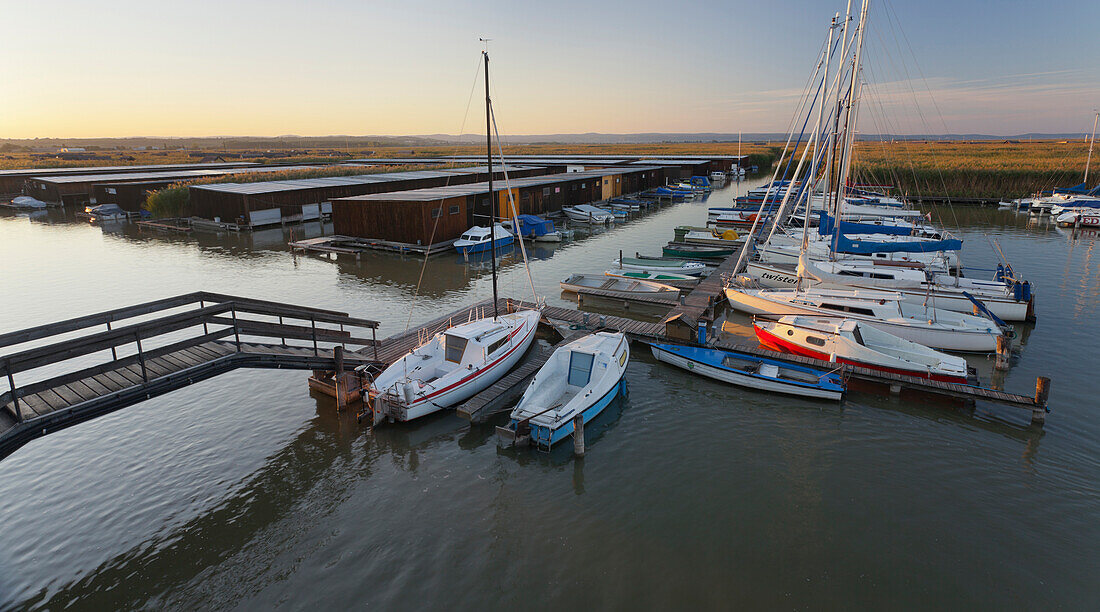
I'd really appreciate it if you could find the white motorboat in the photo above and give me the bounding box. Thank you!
[453,223,515,253]
[725,285,1003,352]
[753,315,970,383]
[500,332,629,448]
[368,309,541,421]
[563,204,614,224]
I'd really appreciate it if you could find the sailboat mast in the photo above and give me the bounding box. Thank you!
[1085,111,1098,185]
[484,50,499,320]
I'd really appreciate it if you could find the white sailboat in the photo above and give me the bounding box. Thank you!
[367,48,541,422]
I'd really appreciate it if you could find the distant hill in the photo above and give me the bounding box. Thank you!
[0,132,1089,150]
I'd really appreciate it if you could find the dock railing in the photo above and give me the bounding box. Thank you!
[0,292,380,424]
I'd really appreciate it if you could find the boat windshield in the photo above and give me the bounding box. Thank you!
[567,351,594,387]
[445,334,468,363]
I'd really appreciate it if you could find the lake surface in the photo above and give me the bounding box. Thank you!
[1,180,1098,609]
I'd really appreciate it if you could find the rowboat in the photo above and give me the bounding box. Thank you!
[560,273,679,296]
[563,205,614,224]
[753,315,970,383]
[368,309,541,421]
[661,242,738,259]
[649,342,845,401]
[613,256,708,276]
[674,226,741,247]
[499,332,629,448]
[724,286,1002,352]
[603,269,700,289]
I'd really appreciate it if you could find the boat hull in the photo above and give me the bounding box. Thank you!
[752,324,968,384]
[649,343,843,401]
[725,289,999,352]
[526,376,627,447]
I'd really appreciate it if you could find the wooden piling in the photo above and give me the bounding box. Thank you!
[573,414,585,457]
[1032,376,1051,425]
[994,335,1010,370]
[333,346,345,411]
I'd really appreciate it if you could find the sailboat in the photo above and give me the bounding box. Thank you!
[367,48,542,422]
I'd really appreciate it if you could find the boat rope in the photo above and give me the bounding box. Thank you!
[489,102,540,306]
[403,54,485,333]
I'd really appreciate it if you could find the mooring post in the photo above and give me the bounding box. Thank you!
[231,307,241,352]
[573,414,585,457]
[333,345,345,411]
[994,335,1010,370]
[372,326,378,362]
[200,299,208,335]
[310,316,318,356]
[1032,376,1051,425]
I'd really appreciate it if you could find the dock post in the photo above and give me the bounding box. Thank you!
[334,345,345,411]
[372,326,378,362]
[573,414,585,457]
[106,320,117,360]
[1032,376,1051,425]
[994,335,1010,370]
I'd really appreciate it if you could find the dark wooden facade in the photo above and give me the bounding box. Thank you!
[332,196,470,245]
[188,167,548,227]
[92,181,177,211]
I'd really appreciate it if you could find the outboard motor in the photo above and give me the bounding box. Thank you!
[1021,280,1031,302]
[402,380,418,404]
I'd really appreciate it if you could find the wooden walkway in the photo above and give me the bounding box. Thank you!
[0,293,379,460]
[660,251,741,338]
[574,287,680,308]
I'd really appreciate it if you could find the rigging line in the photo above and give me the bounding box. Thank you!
[404,54,485,332]
[490,103,539,305]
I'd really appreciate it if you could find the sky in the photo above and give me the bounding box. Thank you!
[1,0,1097,138]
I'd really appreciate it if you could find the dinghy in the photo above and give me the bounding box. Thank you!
[753,315,970,383]
[661,242,738,259]
[563,204,614,224]
[500,332,629,448]
[604,269,700,289]
[649,342,845,400]
[613,256,707,276]
[560,273,679,296]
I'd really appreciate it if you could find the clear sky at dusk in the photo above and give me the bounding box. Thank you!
[1,0,1097,138]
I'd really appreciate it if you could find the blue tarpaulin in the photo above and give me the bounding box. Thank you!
[817,211,914,237]
[832,232,962,254]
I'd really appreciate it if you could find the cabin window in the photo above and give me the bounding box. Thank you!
[567,351,594,387]
[445,335,467,363]
[486,336,509,357]
[806,336,826,347]
[543,188,550,196]
[449,205,459,215]
[787,329,794,336]
[581,183,586,188]
[430,208,442,218]
[604,180,609,185]
[105,187,117,194]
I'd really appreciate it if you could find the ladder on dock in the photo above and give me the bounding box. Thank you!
[0,292,381,460]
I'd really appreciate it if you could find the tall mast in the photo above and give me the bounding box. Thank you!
[484,49,498,320]
[1086,111,1098,185]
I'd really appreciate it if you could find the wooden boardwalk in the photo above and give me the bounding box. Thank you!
[0,293,380,460]
[659,252,741,338]
[574,287,680,308]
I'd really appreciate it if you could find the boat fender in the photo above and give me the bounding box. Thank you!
[401,381,417,404]
[995,264,1005,282]
[1012,281,1022,301]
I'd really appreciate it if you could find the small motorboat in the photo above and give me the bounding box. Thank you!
[563,205,614,224]
[80,203,130,221]
[753,315,970,383]
[499,332,629,448]
[454,223,515,254]
[612,256,708,276]
[367,309,541,421]
[661,242,738,259]
[11,195,48,209]
[649,342,845,401]
[507,214,556,239]
[604,269,700,289]
[560,273,680,296]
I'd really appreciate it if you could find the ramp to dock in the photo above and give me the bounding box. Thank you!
[0,292,380,460]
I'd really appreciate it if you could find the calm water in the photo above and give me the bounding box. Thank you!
[1,181,1098,609]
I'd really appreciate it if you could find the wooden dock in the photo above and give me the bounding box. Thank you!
[0,292,380,460]
[574,287,680,309]
[659,250,741,340]
[290,235,457,258]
